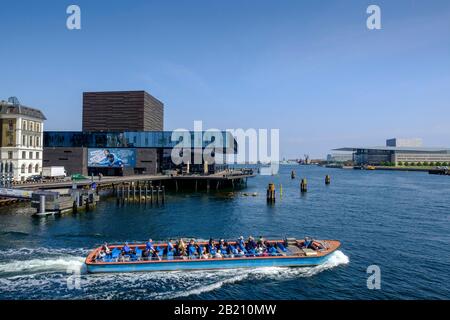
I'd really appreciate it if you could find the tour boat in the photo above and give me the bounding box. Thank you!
[85,238,341,273]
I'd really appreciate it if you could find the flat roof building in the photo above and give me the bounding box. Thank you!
[334,138,450,166]
[82,91,163,132]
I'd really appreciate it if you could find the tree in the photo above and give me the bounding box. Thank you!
[404,161,409,166]
[398,161,403,166]
[416,162,422,166]
[423,161,429,166]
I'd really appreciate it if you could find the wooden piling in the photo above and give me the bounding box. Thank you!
[325,175,331,185]
[300,178,307,193]
[266,183,276,202]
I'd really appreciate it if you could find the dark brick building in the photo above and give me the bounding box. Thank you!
[82,91,163,132]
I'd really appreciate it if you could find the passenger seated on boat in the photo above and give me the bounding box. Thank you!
[302,237,313,249]
[187,239,198,258]
[167,239,175,254]
[177,239,186,256]
[199,246,208,259]
[208,241,217,258]
[219,239,228,256]
[121,242,135,256]
[101,242,111,256]
[246,236,256,250]
[257,236,266,249]
[237,236,247,253]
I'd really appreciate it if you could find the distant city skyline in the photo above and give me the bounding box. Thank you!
[1,0,449,158]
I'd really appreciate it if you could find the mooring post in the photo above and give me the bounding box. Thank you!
[300,178,308,193]
[325,175,331,185]
[144,185,148,202]
[156,186,160,204]
[39,195,46,214]
[266,183,276,203]
[207,180,210,193]
[150,186,153,204]
[162,186,165,204]
[195,180,198,192]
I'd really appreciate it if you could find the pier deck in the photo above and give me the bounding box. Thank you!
[12,170,256,191]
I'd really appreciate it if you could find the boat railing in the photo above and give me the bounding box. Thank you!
[97,251,287,263]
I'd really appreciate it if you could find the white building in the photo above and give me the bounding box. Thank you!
[0,98,46,181]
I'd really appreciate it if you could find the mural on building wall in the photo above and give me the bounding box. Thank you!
[87,148,136,167]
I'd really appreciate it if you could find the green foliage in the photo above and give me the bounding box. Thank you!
[397,161,403,166]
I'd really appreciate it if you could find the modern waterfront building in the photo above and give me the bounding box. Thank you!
[43,131,236,176]
[0,97,46,181]
[44,90,236,176]
[334,138,450,166]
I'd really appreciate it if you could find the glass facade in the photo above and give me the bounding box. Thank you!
[44,131,237,152]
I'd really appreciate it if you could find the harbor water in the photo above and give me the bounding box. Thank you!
[0,166,449,299]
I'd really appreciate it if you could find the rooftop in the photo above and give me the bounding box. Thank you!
[0,100,47,120]
[334,146,450,153]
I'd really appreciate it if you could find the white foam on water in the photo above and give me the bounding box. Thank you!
[0,256,86,274]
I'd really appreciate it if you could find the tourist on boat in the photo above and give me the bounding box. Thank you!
[121,242,135,256]
[187,239,198,258]
[303,237,312,249]
[167,239,174,254]
[246,236,256,250]
[177,239,186,256]
[146,239,155,252]
[257,236,266,248]
[101,242,111,255]
[199,246,208,259]
[246,236,257,255]
[219,239,228,256]
[208,240,217,257]
[237,236,247,253]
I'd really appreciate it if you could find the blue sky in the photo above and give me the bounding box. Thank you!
[1,0,449,158]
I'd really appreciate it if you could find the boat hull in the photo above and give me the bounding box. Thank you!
[86,252,333,273]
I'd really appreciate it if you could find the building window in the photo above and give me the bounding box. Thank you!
[21,164,26,174]
[29,136,33,147]
[28,164,32,173]
[36,152,40,159]
[30,122,34,132]
[36,123,40,132]
[36,136,40,147]
[23,120,27,131]
[29,152,33,159]
[8,120,14,131]
[22,151,26,159]
[35,164,39,173]
[22,135,26,146]
[8,151,13,159]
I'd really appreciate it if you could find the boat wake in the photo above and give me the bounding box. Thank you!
[0,248,349,300]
